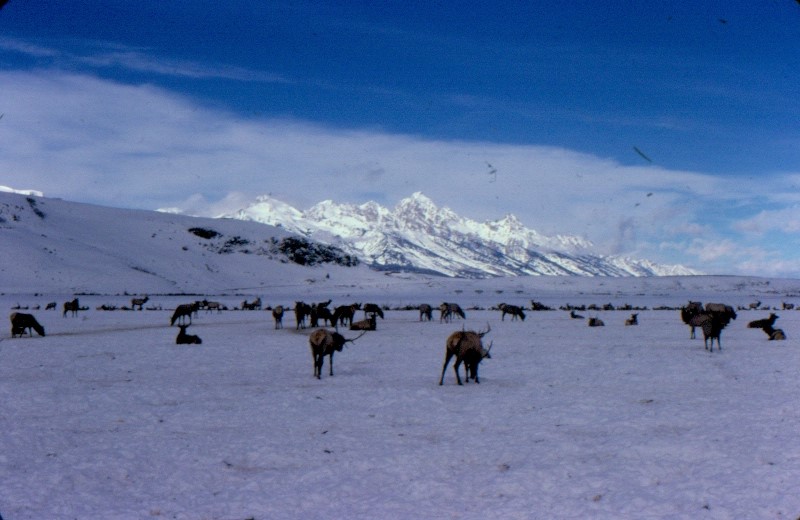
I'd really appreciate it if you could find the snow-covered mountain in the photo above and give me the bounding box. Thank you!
[222,192,699,278]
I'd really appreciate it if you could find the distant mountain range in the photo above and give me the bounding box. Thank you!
[216,192,698,277]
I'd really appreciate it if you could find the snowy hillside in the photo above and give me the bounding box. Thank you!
[0,191,375,295]
[221,192,699,278]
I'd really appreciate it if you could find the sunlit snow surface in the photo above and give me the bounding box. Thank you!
[2,286,799,519]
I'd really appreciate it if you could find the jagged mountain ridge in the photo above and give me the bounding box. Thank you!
[222,192,698,277]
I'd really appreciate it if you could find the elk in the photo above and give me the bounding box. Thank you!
[272,305,284,329]
[419,304,433,321]
[569,310,584,320]
[748,313,784,340]
[333,303,360,327]
[680,301,704,338]
[131,295,149,311]
[439,302,465,323]
[350,314,376,331]
[45,301,56,311]
[688,303,736,352]
[625,313,639,326]
[498,303,526,321]
[170,302,199,326]
[310,302,335,327]
[439,324,492,386]
[587,317,605,327]
[294,301,312,329]
[782,302,794,310]
[63,298,80,317]
[308,328,366,379]
[241,297,262,310]
[748,300,761,310]
[362,303,384,319]
[10,312,45,337]
[176,324,202,344]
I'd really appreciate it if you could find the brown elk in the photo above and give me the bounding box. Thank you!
[272,305,284,329]
[295,301,312,329]
[498,303,525,321]
[362,303,384,319]
[680,301,704,338]
[170,302,199,326]
[10,312,45,337]
[333,303,360,327]
[439,302,465,323]
[176,324,202,345]
[439,324,492,386]
[63,298,80,317]
[625,313,638,326]
[131,295,149,310]
[45,301,57,311]
[688,303,736,352]
[587,317,605,327]
[308,328,366,379]
[419,304,433,321]
[241,297,262,310]
[350,314,376,331]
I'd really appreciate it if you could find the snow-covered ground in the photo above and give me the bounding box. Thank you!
[2,287,799,519]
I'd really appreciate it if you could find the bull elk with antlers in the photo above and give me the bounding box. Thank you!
[308,328,366,379]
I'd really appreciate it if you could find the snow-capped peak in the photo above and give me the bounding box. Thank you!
[222,192,698,277]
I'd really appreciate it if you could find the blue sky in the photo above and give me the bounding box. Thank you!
[1,1,799,276]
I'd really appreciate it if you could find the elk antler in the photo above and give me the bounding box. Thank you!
[478,323,491,337]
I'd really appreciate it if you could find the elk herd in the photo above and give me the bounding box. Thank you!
[6,295,795,386]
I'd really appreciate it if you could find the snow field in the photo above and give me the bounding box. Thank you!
[1,297,799,519]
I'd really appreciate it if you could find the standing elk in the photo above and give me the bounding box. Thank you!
[63,298,80,317]
[10,312,45,337]
[439,302,466,323]
[688,303,736,352]
[498,303,526,321]
[439,324,492,386]
[680,301,704,338]
[419,304,433,321]
[170,302,199,326]
[308,328,366,379]
[333,303,360,327]
[176,324,202,344]
[294,301,312,329]
[45,302,57,311]
[272,305,284,329]
[131,295,149,311]
[362,303,385,320]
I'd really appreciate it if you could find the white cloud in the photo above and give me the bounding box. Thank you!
[1,69,797,276]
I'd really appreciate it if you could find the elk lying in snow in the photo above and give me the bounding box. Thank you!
[176,324,202,344]
[625,313,639,326]
[748,313,779,331]
[350,314,376,331]
[439,324,492,386]
[272,305,284,329]
[439,302,466,323]
[171,302,199,326]
[782,302,795,310]
[131,295,149,310]
[748,313,786,340]
[10,312,45,337]
[45,302,57,311]
[570,310,584,319]
[419,304,433,321]
[749,300,761,310]
[587,317,605,327]
[498,303,525,321]
[241,297,262,310]
[63,298,80,317]
[308,328,366,379]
